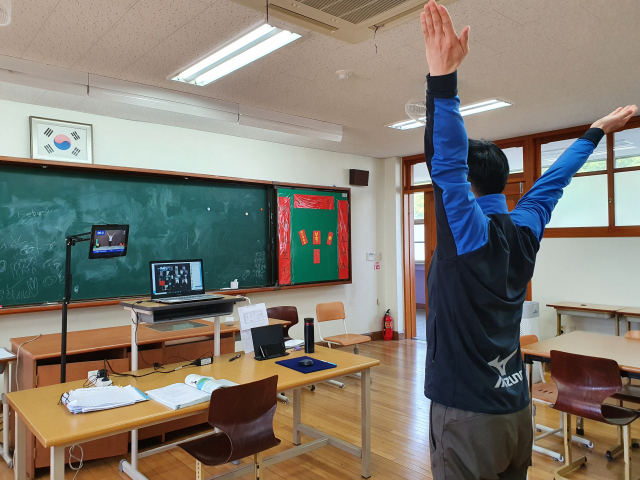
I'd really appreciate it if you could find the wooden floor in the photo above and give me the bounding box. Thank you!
[1,339,639,479]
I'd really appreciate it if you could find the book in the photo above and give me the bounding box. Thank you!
[62,385,149,414]
[146,374,238,410]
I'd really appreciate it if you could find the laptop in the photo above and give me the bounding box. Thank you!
[149,260,223,304]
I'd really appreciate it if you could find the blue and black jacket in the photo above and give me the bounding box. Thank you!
[424,71,605,414]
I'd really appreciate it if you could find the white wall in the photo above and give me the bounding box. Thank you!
[0,98,404,393]
[532,237,640,340]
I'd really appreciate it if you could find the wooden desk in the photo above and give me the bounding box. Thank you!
[10,320,237,476]
[0,353,15,467]
[8,347,379,480]
[521,331,640,378]
[522,331,640,472]
[616,307,640,334]
[547,302,624,336]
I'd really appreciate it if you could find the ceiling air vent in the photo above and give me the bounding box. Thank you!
[231,0,458,43]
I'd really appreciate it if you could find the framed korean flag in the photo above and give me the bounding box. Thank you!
[30,117,93,164]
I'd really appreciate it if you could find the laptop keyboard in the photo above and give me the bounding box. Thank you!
[159,294,220,302]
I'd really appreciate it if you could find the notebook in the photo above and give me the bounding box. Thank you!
[146,374,237,410]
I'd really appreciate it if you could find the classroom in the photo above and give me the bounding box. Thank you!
[0,0,639,479]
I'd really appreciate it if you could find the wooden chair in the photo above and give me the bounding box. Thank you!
[520,335,593,463]
[179,376,281,480]
[266,306,299,341]
[550,350,640,480]
[316,301,371,355]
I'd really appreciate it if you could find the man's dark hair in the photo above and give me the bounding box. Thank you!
[467,139,510,197]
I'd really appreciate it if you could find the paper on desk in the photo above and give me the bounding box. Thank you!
[238,303,269,354]
[64,385,148,414]
[238,303,269,330]
[285,339,304,348]
[0,347,16,360]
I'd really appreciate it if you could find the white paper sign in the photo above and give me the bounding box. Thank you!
[238,303,269,354]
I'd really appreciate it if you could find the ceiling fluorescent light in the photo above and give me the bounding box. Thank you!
[172,24,301,86]
[388,119,424,130]
[88,75,239,123]
[239,105,342,142]
[460,99,512,117]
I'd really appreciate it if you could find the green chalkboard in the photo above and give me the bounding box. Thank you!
[0,164,271,307]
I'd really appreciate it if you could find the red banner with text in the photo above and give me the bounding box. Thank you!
[278,196,291,285]
[338,200,349,279]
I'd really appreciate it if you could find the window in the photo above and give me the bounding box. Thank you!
[412,162,431,186]
[414,193,425,263]
[502,146,524,173]
[614,127,640,226]
[541,136,609,229]
[541,138,606,174]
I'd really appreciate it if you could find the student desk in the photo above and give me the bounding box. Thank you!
[0,353,15,467]
[547,302,624,336]
[8,346,379,480]
[522,331,640,465]
[616,307,640,334]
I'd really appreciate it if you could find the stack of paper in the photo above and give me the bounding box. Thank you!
[285,339,305,348]
[63,385,148,414]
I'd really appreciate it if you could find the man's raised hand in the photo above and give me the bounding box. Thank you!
[591,105,638,134]
[420,0,470,76]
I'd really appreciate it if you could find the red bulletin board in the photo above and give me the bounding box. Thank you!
[276,186,351,286]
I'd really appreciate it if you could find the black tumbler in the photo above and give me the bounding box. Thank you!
[304,317,315,353]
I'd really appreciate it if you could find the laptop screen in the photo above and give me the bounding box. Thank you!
[150,260,205,297]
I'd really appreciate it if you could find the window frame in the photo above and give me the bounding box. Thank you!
[403,115,640,237]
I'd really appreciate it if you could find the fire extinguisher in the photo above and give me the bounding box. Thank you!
[382,309,393,341]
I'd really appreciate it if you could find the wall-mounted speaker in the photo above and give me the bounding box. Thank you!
[349,169,369,186]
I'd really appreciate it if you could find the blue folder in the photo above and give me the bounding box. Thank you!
[275,356,337,374]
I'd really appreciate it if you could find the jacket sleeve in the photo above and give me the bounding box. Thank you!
[425,71,489,260]
[510,128,605,241]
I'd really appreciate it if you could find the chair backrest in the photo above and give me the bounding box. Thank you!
[550,350,622,423]
[316,302,345,323]
[625,330,640,340]
[207,375,279,463]
[266,306,299,339]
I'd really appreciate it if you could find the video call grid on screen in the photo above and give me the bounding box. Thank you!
[151,261,204,296]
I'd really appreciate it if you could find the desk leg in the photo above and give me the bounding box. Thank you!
[14,416,26,480]
[214,317,221,357]
[2,366,12,467]
[361,368,371,479]
[131,310,139,371]
[292,388,301,446]
[615,313,620,336]
[50,446,64,480]
[557,312,562,336]
[119,428,149,480]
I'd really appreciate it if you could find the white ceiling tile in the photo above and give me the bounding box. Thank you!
[0,0,60,58]
[73,0,209,76]
[21,0,132,68]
